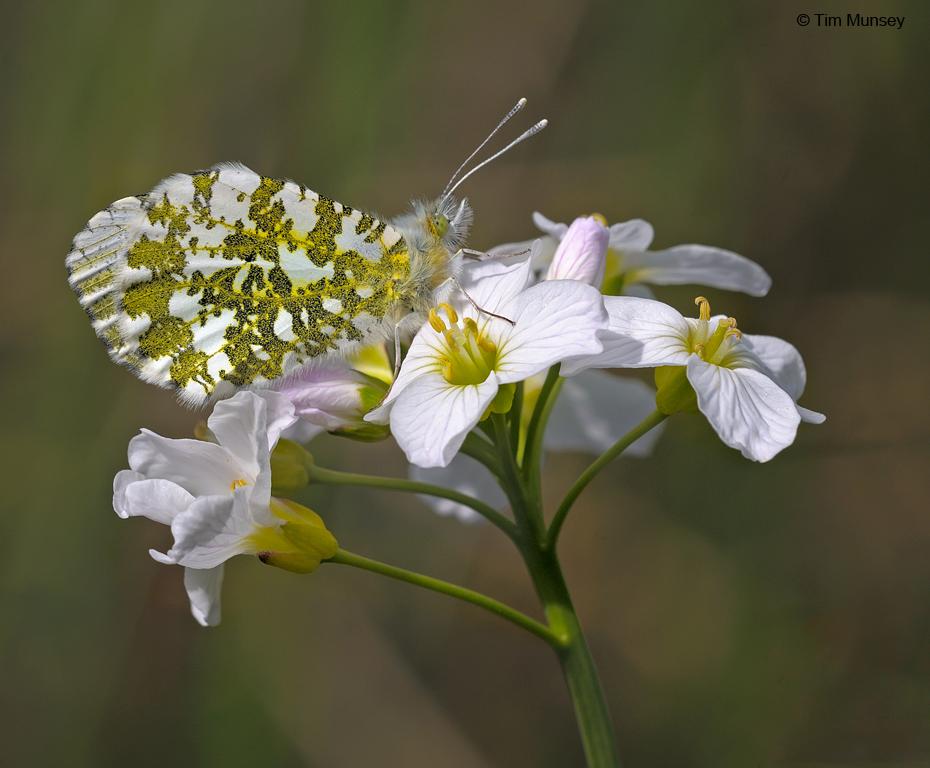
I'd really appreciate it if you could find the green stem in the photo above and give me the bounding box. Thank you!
[547,410,667,548]
[307,463,516,536]
[489,416,620,767]
[522,365,562,474]
[329,549,563,648]
[490,414,540,536]
[520,542,620,767]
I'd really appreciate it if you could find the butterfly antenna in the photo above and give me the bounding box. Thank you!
[440,97,528,201]
[440,119,548,204]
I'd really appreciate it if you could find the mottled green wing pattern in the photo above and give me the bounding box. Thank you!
[66,163,410,404]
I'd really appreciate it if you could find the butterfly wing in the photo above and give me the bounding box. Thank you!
[66,163,409,404]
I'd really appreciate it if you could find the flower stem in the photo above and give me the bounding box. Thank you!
[519,541,620,768]
[490,410,621,767]
[329,549,564,648]
[307,463,516,536]
[547,410,667,547]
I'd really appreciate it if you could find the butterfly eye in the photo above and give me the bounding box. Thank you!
[431,214,449,238]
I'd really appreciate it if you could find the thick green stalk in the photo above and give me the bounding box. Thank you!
[519,541,620,768]
[547,410,667,547]
[490,412,621,767]
[329,549,563,647]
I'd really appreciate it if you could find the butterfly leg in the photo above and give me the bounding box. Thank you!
[450,276,515,326]
[392,322,402,380]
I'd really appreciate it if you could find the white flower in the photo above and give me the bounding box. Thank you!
[564,296,823,462]
[275,345,393,443]
[412,370,663,522]
[494,211,772,297]
[113,390,337,626]
[366,258,608,468]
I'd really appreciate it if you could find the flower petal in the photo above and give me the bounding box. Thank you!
[487,237,556,277]
[208,390,295,471]
[797,406,826,424]
[120,478,195,525]
[532,211,569,239]
[184,565,224,627]
[562,296,691,375]
[494,280,607,383]
[608,219,654,251]
[733,334,807,400]
[389,374,500,468]
[547,371,664,456]
[625,244,771,297]
[545,216,609,286]
[113,470,145,519]
[366,326,445,423]
[163,488,257,568]
[128,430,240,497]
[276,362,367,430]
[410,454,507,523]
[462,257,532,316]
[686,356,800,462]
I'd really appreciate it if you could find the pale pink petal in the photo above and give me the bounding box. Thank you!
[545,216,609,286]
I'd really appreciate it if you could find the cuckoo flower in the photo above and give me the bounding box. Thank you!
[494,211,771,297]
[412,370,662,522]
[113,390,337,625]
[275,344,393,444]
[564,296,824,462]
[366,258,608,468]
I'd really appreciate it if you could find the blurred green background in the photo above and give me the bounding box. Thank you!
[2,0,928,765]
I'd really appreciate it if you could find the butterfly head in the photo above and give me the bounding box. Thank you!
[422,195,473,251]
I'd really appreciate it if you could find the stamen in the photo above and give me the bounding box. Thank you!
[725,327,743,341]
[438,302,458,324]
[694,296,711,321]
[230,478,248,491]
[590,213,608,226]
[428,308,447,333]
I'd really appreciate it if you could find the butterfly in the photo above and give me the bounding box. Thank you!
[65,100,546,405]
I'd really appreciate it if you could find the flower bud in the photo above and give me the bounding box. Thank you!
[545,216,609,286]
[270,439,313,493]
[257,498,338,574]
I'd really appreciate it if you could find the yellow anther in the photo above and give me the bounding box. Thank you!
[590,213,608,227]
[725,327,743,341]
[693,342,705,355]
[438,302,458,324]
[694,296,711,321]
[463,317,479,334]
[428,308,447,333]
[230,478,248,491]
[477,336,497,356]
